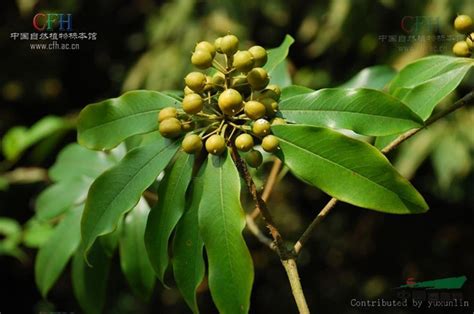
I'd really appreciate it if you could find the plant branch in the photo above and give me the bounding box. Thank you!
[245,215,276,250]
[281,259,310,314]
[294,91,474,256]
[250,158,283,219]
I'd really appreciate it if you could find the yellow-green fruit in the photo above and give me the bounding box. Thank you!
[271,117,286,125]
[182,121,194,132]
[184,86,194,96]
[248,45,268,67]
[252,118,271,137]
[232,76,251,95]
[182,93,203,114]
[261,135,279,153]
[265,84,281,99]
[205,134,226,155]
[466,32,474,48]
[453,41,471,57]
[158,107,178,122]
[218,88,243,115]
[159,117,181,138]
[191,50,213,69]
[182,134,203,154]
[185,72,207,93]
[247,67,269,90]
[195,41,216,57]
[244,101,266,120]
[214,37,223,53]
[454,15,474,34]
[235,133,254,152]
[233,51,255,73]
[220,34,239,55]
[259,97,279,117]
[245,150,263,168]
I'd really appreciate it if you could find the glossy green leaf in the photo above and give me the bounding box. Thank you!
[72,243,111,314]
[339,65,396,90]
[389,56,473,120]
[35,205,83,297]
[77,90,179,150]
[120,198,156,300]
[172,174,205,313]
[36,177,91,221]
[198,151,254,313]
[145,151,193,282]
[281,85,313,100]
[269,60,291,88]
[81,138,179,261]
[280,88,423,136]
[264,35,294,75]
[273,125,428,214]
[99,218,122,257]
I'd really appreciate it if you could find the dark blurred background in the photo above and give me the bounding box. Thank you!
[0,0,473,313]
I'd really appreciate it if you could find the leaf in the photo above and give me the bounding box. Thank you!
[77,90,179,150]
[273,124,428,214]
[389,56,473,120]
[198,151,254,313]
[81,138,179,261]
[22,219,54,248]
[35,205,83,297]
[339,65,396,90]
[279,88,423,136]
[0,217,26,260]
[172,174,205,313]
[145,151,193,282]
[36,177,91,221]
[72,243,110,314]
[281,85,313,100]
[264,35,294,75]
[119,198,156,300]
[269,60,292,88]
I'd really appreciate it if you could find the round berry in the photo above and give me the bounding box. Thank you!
[259,97,278,117]
[205,134,226,155]
[182,121,194,132]
[261,135,279,153]
[220,34,239,55]
[214,37,223,53]
[218,88,243,116]
[466,32,474,48]
[252,118,271,137]
[182,93,204,114]
[248,45,267,67]
[231,76,251,96]
[271,117,286,125]
[244,101,266,120]
[159,117,181,138]
[191,50,213,69]
[182,134,203,154]
[184,86,194,96]
[453,41,471,57]
[235,133,254,152]
[158,107,177,122]
[454,15,474,34]
[245,150,263,168]
[195,41,216,57]
[247,67,269,90]
[233,50,255,73]
[185,72,207,93]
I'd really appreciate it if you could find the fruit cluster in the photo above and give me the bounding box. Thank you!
[453,14,474,57]
[157,34,285,168]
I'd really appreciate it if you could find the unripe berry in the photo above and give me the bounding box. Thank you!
[271,117,286,125]
[220,34,239,55]
[235,133,254,152]
[263,84,281,100]
[453,41,471,57]
[245,150,263,168]
[184,86,194,96]
[195,41,216,57]
[248,45,268,67]
[214,37,223,53]
[218,88,243,116]
[182,134,203,154]
[182,93,204,114]
[252,118,271,137]
[233,51,255,73]
[244,101,266,120]
[185,72,207,93]
[259,97,279,117]
[182,121,194,132]
[159,117,181,138]
[158,107,177,122]
[191,50,213,69]
[466,33,474,48]
[231,76,251,96]
[205,134,226,155]
[261,135,279,153]
[247,67,269,90]
[454,15,474,34]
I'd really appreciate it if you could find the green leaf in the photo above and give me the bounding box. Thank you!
[273,124,428,214]
[145,151,193,282]
[22,219,54,248]
[264,35,294,75]
[389,56,473,120]
[119,198,156,300]
[280,88,423,136]
[35,205,83,297]
[2,116,68,161]
[269,60,292,88]
[72,243,111,314]
[339,65,396,90]
[281,85,313,100]
[81,138,179,261]
[36,177,91,221]
[198,151,254,313]
[0,217,26,260]
[172,174,205,313]
[77,90,179,150]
